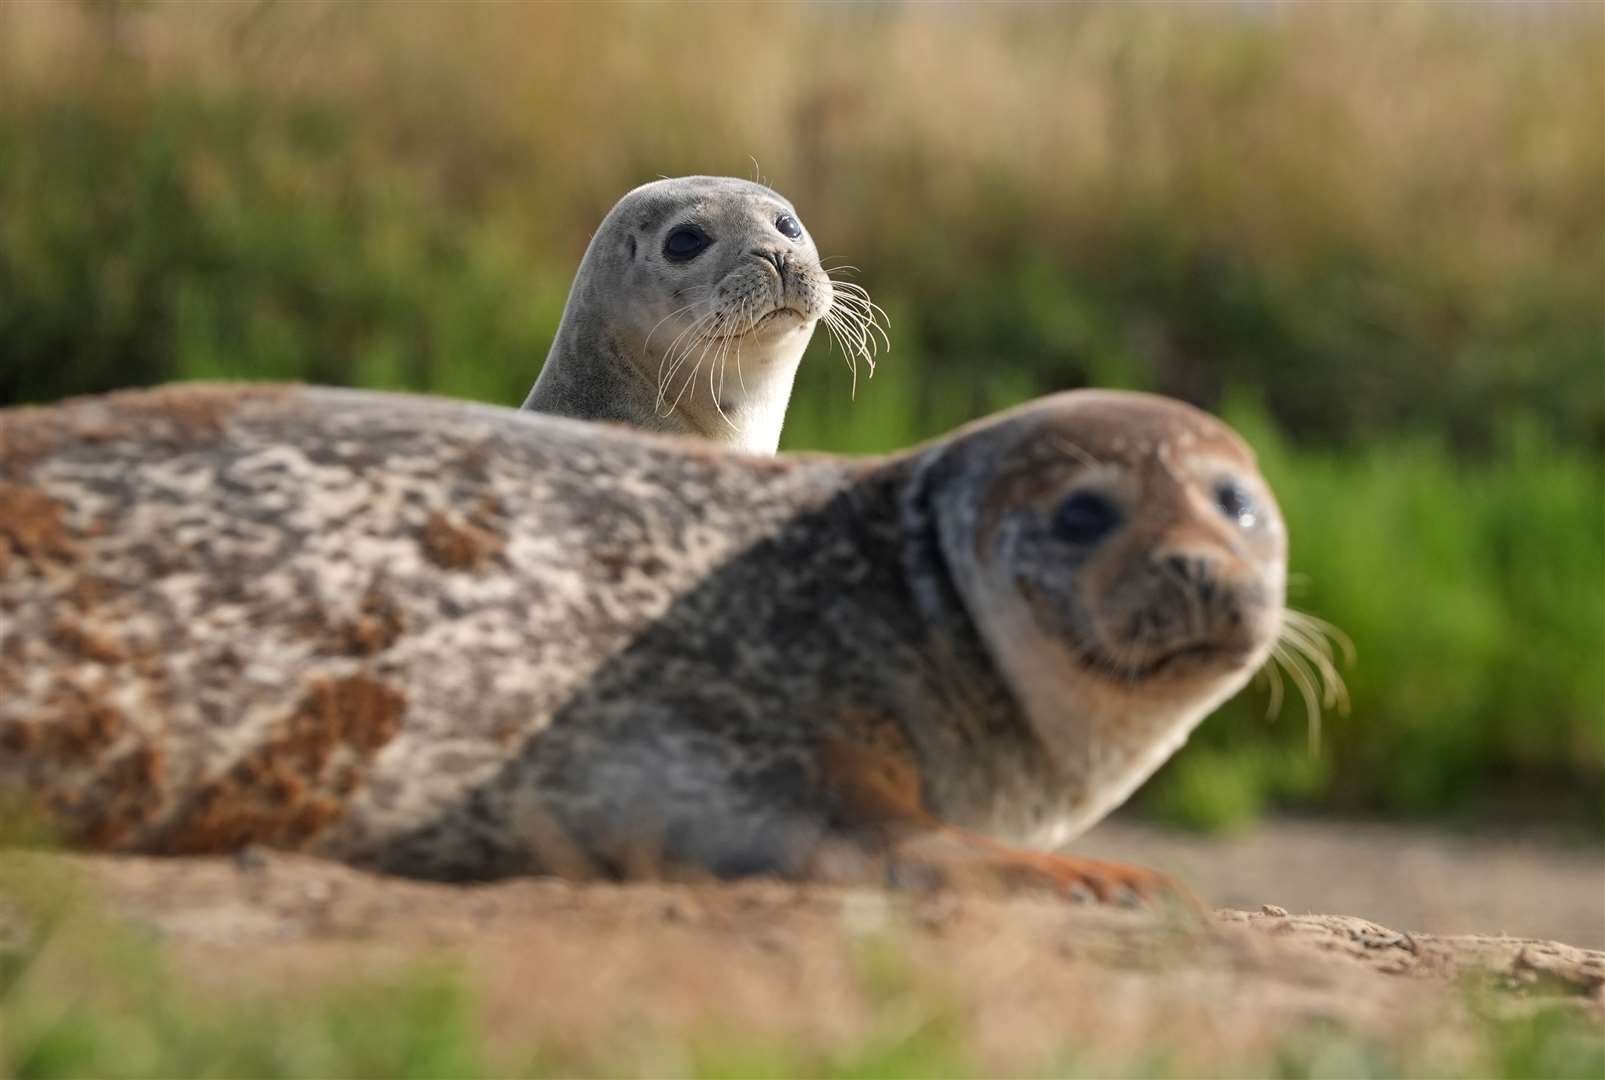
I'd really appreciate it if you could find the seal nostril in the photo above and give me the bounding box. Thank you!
[1159,554,1224,612]
[752,249,784,275]
[1162,554,1217,583]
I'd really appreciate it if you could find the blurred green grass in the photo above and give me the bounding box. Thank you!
[0,854,490,1079]
[0,1,1599,829]
[1151,405,1605,830]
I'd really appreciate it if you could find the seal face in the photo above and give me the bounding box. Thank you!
[1,385,1283,902]
[522,176,886,454]
[918,392,1287,846]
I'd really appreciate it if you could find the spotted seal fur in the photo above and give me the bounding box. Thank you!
[0,383,1284,900]
[522,176,886,453]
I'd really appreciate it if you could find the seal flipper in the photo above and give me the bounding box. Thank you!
[814,729,1202,911]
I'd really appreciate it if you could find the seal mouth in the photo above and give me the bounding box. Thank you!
[1078,640,1256,683]
[753,306,807,329]
[707,307,808,341]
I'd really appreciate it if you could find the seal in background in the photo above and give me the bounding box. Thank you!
[522,176,885,454]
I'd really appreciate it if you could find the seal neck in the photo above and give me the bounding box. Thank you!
[530,318,810,455]
[658,342,805,455]
[886,449,1072,840]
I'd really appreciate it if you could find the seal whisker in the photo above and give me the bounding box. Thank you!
[659,313,720,416]
[1284,609,1357,667]
[651,300,716,397]
[1282,627,1344,708]
[708,336,725,428]
[819,311,850,392]
[1280,616,1352,713]
[667,350,703,419]
[1256,650,1287,721]
[828,304,866,356]
[717,300,737,406]
[827,279,884,308]
[656,308,721,414]
[668,317,727,420]
[658,304,719,386]
[654,303,711,375]
[667,326,716,416]
[824,304,870,353]
[828,281,880,310]
[732,296,753,400]
[1255,603,1353,754]
[827,300,878,366]
[709,313,743,433]
[1271,638,1326,754]
[665,308,723,387]
[824,275,891,364]
[643,299,707,361]
[830,289,892,356]
[822,309,871,398]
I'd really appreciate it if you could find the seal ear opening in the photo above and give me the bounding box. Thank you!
[625,235,638,260]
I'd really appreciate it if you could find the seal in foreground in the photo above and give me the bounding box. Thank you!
[0,385,1283,899]
[521,176,885,454]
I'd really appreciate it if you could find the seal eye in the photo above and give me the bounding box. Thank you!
[663,225,711,261]
[1054,491,1121,546]
[1216,481,1258,528]
[775,214,803,241]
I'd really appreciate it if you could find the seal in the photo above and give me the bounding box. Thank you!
[0,384,1288,902]
[521,175,886,454]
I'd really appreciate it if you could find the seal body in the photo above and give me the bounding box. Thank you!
[0,385,1284,896]
[523,176,870,454]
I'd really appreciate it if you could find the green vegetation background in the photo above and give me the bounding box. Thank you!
[0,1,1600,830]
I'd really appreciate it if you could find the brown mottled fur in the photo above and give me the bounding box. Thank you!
[160,676,406,854]
[0,482,77,570]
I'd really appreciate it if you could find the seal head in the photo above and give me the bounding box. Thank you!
[914,391,1287,846]
[523,176,868,453]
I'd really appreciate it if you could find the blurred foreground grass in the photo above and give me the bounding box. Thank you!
[2,859,1602,1080]
[0,1,1599,829]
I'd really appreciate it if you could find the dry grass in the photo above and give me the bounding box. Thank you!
[4,1,1597,294]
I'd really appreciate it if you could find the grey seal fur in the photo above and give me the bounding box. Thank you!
[1,384,1284,898]
[521,176,885,454]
